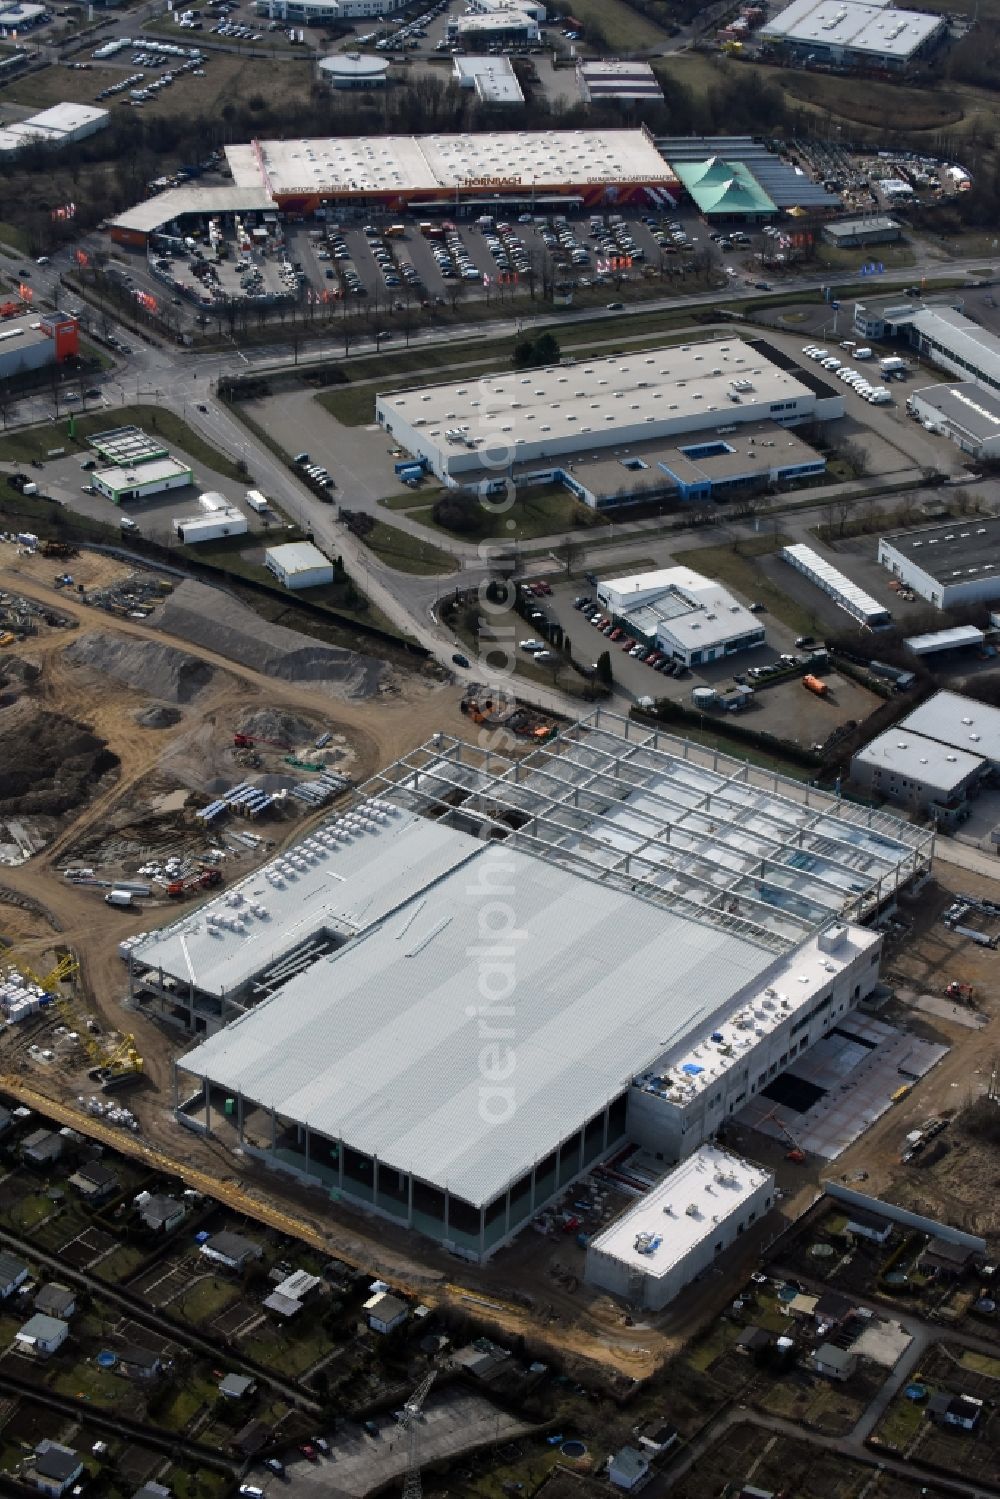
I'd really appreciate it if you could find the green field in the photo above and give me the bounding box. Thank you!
[0,52,312,118]
[402,486,606,545]
[560,0,668,48]
[680,533,822,638]
[0,404,244,480]
[358,519,458,575]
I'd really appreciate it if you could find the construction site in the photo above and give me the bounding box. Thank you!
[7,497,1000,1497]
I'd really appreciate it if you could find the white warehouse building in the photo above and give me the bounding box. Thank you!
[585,1146,775,1310]
[133,713,931,1263]
[376,339,843,491]
[878,516,1000,609]
[265,541,335,590]
[596,567,765,667]
[760,0,946,70]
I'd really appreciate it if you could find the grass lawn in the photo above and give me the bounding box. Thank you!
[959,1350,1000,1377]
[681,533,822,637]
[359,519,458,575]
[162,1469,229,1499]
[240,1322,336,1378]
[156,1382,212,1433]
[0,404,245,480]
[877,1394,927,1448]
[49,1363,120,1407]
[778,71,964,132]
[565,0,667,47]
[0,1194,53,1232]
[93,1244,150,1284]
[0,221,28,254]
[174,1276,240,1325]
[404,486,607,544]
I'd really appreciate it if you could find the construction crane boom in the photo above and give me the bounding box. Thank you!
[0,942,141,1083]
[399,1370,436,1499]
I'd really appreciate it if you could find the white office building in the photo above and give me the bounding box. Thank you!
[452,54,524,104]
[878,516,1000,609]
[851,728,984,818]
[895,690,1000,772]
[254,0,406,19]
[596,567,764,666]
[447,9,540,43]
[585,1146,774,1310]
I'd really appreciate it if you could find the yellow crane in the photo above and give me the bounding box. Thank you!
[0,941,142,1082]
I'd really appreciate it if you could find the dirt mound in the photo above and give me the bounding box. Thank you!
[0,656,41,688]
[153,580,385,699]
[237,707,323,747]
[134,704,183,730]
[0,701,118,817]
[64,632,214,704]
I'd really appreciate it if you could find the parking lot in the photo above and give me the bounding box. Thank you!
[530,579,884,742]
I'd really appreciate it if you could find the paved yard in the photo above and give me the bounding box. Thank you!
[248,1390,531,1499]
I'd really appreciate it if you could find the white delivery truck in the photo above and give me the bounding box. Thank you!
[245,489,268,513]
[105,889,135,908]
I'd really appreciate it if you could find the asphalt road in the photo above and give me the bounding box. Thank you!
[5,236,1000,713]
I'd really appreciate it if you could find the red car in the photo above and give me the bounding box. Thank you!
[537,581,552,595]
[609,628,623,641]
[300,1446,319,1463]
[621,638,635,651]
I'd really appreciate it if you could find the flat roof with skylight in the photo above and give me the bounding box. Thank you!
[227,129,677,199]
[852,728,983,792]
[586,1145,772,1278]
[761,0,945,60]
[899,690,1000,768]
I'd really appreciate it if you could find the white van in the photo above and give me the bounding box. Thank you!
[853,347,873,360]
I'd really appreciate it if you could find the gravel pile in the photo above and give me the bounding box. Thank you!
[153,580,385,699]
[134,704,183,730]
[237,707,322,746]
[65,633,214,704]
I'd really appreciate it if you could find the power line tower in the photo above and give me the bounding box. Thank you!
[399,1370,437,1499]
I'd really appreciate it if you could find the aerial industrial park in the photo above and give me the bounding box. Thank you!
[6,0,1000,1495]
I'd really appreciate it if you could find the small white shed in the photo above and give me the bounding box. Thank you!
[265,541,334,591]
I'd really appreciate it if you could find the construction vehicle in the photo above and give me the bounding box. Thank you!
[0,943,142,1088]
[758,1106,807,1163]
[0,631,15,648]
[40,540,77,559]
[167,868,223,899]
[902,1116,946,1163]
[398,1370,436,1499]
[945,981,974,1003]
[233,732,290,751]
[802,674,829,699]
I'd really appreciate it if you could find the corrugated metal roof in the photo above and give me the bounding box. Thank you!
[181,844,775,1207]
[658,136,839,209]
[132,810,478,998]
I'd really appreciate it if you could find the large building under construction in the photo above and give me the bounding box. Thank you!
[138,713,932,1261]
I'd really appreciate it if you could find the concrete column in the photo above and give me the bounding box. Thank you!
[270,1105,277,1152]
[171,1059,178,1111]
[479,1205,485,1259]
[408,1171,414,1227]
[338,1138,344,1192]
[528,1161,537,1213]
[237,1090,245,1145]
[372,1156,379,1204]
[304,1125,311,1175]
[444,1187,450,1241]
[203,1078,211,1134]
[602,1100,610,1151]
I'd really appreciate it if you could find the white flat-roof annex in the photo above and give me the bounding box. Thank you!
[587,1145,773,1276]
[226,129,676,198]
[378,339,811,453]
